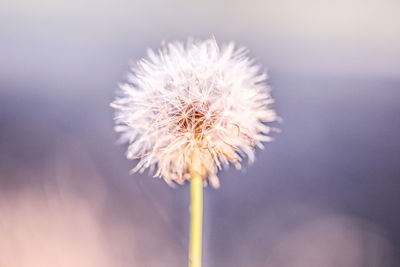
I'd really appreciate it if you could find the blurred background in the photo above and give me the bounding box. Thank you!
[1,0,400,266]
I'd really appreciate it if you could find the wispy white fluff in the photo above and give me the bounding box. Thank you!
[111,38,278,188]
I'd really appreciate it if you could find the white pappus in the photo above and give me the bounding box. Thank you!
[111,37,278,188]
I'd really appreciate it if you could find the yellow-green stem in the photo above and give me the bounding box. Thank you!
[189,161,203,267]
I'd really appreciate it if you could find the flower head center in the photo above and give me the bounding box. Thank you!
[177,100,213,138]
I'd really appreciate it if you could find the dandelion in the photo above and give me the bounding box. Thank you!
[111,37,278,267]
[112,38,277,187]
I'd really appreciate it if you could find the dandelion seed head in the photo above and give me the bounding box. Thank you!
[111,38,278,188]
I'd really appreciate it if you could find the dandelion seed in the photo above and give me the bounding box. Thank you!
[111,37,278,188]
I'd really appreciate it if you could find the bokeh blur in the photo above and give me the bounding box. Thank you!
[1,0,400,266]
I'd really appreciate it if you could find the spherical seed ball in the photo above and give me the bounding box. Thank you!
[111,38,278,188]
